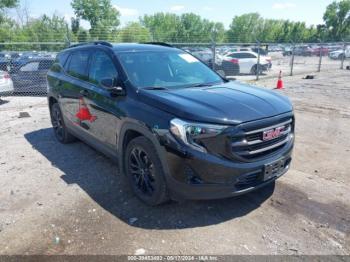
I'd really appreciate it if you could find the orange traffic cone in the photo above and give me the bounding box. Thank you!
[76,98,96,122]
[276,71,283,89]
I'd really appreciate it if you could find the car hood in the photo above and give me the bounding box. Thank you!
[139,82,293,125]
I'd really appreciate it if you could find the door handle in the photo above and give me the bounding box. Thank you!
[80,89,90,97]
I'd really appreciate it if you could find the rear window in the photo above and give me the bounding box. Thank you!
[20,62,39,72]
[241,53,257,58]
[229,53,242,58]
[66,50,90,80]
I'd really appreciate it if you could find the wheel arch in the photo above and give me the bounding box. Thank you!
[117,122,170,179]
[48,96,58,110]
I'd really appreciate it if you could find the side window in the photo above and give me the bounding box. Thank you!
[88,51,118,86]
[229,53,242,59]
[56,52,69,67]
[67,50,90,80]
[20,62,39,72]
[241,53,256,58]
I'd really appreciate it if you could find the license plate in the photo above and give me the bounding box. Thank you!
[264,158,285,181]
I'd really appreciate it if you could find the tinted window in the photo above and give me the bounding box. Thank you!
[229,53,242,58]
[20,62,39,72]
[89,51,117,85]
[241,53,257,58]
[67,50,89,80]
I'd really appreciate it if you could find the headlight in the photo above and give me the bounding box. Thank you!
[169,118,228,152]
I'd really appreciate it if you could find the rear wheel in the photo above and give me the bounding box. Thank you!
[124,136,169,206]
[50,103,76,144]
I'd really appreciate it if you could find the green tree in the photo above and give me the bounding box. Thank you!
[77,29,89,42]
[226,13,262,42]
[141,12,225,43]
[0,0,18,23]
[71,0,120,39]
[71,17,80,35]
[323,0,350,41]
[141,13,181,42]
[117,22,150,42]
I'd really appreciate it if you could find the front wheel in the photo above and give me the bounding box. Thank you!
[124,136,169,206]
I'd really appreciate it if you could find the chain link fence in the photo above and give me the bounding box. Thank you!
[0,41,349,97]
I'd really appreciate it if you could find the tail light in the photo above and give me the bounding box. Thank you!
[230,58,239,64]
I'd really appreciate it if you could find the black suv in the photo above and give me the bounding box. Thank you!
[47,41,294,205]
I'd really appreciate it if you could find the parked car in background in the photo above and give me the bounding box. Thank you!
[0,52,11,71]
[222,47,252,58]
[328,48,350,60]
[251,47,268,56]
[219,51,271,76]
[0,70,14,96]
[293,46,313,56]
[10,58,54,94]
[282,46,293,56]
[311,46,329,56]
[269,45,283,52]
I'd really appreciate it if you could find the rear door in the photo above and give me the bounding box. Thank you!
[59,49,91,127]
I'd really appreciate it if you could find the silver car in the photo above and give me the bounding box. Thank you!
[0,70,14,96]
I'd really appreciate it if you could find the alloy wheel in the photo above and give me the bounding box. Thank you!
[128,147,156,196]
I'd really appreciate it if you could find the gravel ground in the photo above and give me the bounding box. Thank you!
[0,69,349,255]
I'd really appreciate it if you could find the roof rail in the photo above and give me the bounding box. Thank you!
[141,42,174,48]
[68,41,113,49]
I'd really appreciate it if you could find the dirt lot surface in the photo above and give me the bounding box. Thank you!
[0,69,349,255]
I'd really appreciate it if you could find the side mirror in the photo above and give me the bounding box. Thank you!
[100,78,126,96]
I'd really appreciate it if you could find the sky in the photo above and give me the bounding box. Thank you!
[13,0,334,29]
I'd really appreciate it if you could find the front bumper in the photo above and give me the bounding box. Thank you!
[163,139,293,200]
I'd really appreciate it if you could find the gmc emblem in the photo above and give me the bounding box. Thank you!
[263,126,285,141]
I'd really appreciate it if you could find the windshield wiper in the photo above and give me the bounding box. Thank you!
[142,86,169,90]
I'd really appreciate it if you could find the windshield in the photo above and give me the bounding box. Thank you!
[117,50,223,89]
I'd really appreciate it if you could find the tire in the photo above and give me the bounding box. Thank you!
[124,136,169,206]
[251,65,261,75]
[50,103,76,144]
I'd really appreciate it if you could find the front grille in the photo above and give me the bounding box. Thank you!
[231,118,293,161]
